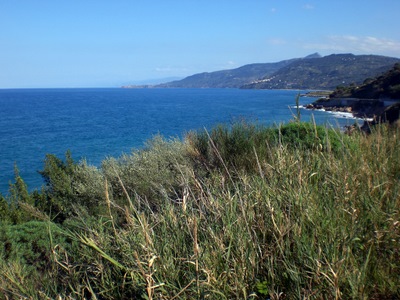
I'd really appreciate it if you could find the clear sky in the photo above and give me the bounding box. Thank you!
[1,0,400,88]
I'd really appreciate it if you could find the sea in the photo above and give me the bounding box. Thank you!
[0,88,360,195]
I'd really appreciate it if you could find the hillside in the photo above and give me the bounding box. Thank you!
[330,63,400,99]
[241,54,400,90]
[307,63,400,120]
[156,58,300,88]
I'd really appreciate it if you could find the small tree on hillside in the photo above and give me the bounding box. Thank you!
[8,165,34,223]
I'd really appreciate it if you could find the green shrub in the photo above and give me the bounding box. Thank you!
[6,166,37,224]
[0,221,67,272]
[186,121,276,173]
[277,121,348,153]
[0,195,10,224]
[186,121,351,176]
[102,135,192,211]
[38,151,76,222]
[38,151,107,222]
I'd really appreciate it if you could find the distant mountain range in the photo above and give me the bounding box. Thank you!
[150,53,400,90]
[156,58,300,88]
[242,54,400,90]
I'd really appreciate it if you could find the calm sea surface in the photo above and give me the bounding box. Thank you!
[0,88,357,194]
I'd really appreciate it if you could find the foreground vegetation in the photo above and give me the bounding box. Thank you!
[0,120,399,299]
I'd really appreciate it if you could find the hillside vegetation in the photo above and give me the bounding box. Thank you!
[242,54,400,90]
[0,120,399,299]
[152,53,400,90]
[309,63,400,121]
[331,63,400,99]
[157,58,299,88]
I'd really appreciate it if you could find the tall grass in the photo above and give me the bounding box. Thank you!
[0,122,399,299]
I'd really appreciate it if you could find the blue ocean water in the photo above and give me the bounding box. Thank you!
[0,88,357,194]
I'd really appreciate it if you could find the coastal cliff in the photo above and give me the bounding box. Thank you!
[305,63,400,122]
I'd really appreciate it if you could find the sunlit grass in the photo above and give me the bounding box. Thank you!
[0,121,399,299]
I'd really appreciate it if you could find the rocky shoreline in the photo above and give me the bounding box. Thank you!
[304,97,393,119]
[304,99,400,133]
[304,103,354,114]
[302,63,400,130]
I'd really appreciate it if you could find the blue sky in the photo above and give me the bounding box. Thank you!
[1,1,400,88]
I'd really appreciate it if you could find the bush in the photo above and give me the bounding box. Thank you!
[186,122,275,173]
[38,152,107,222]
[186,121,351,175]
[277,121,349,153]
[102,135,193,211]
[0,221,67,273]
[38,151,76,222]
[0,195,10,224]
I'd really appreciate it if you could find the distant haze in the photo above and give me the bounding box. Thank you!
[124,77,183,86]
